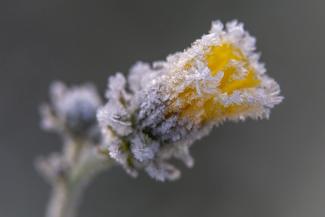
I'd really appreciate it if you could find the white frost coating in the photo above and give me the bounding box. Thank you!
[145,162,181,181]
[40,81,102,141]
[97,20,283,181]
[130,134,160,162]
[51,82,101,120]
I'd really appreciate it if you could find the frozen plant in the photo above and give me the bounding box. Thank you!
[97,20,283,181]
[37,20,283,217]
[37,81,113,217]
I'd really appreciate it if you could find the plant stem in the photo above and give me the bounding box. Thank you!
[44,139,113,217]
[46,179,81,217]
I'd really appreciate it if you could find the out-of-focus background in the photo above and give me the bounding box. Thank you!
[1,0,324,216]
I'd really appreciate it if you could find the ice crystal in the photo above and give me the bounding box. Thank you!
[97,20,283,181]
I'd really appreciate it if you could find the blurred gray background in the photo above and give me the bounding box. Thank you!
[0,0,324,216]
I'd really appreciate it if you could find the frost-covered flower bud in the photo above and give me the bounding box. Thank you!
[98,20,283,181]
[40,81,102,142]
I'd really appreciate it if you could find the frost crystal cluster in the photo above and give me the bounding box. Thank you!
[40,81,102,142]
[97,20,283,181]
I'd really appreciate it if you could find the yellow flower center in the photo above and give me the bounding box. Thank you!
[167,43,261,124]
[206,43,260,94]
